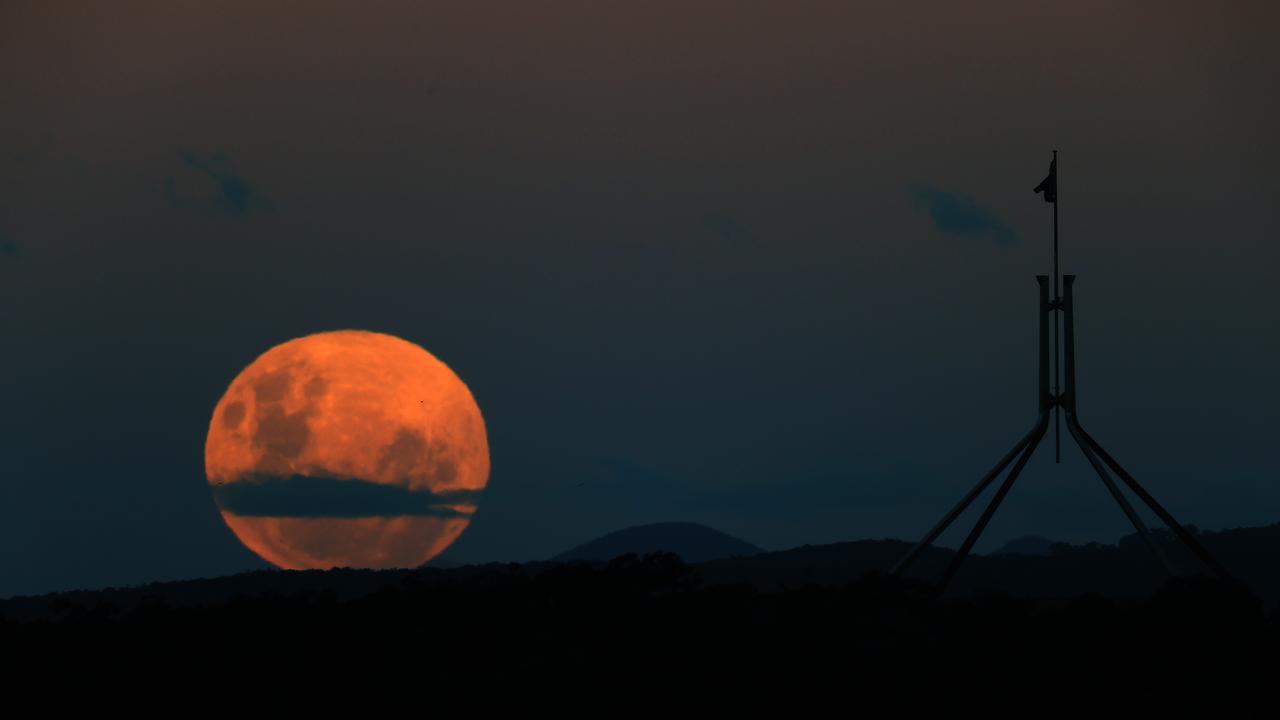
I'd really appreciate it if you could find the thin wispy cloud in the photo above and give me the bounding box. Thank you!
[704,213,758,250]
[166,150,270,216]
[912,185,1015,245]
[0,235,23,262]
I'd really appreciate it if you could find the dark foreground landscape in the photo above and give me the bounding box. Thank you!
[6,525,1280,713]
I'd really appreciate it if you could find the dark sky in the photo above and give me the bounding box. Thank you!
[2,1,1278,597]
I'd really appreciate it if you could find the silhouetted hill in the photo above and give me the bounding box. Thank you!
[553,521,763,563]
[6,521,1280,620]
[696,522,1280,605]
[0,562,546,623]
[992,535,1055,556]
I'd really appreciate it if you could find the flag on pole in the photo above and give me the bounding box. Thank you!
[1034,158,1057,203]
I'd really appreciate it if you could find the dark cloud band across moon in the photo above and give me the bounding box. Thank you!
[211,475,483,518]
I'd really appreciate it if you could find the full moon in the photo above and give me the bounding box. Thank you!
[204,330,489,570]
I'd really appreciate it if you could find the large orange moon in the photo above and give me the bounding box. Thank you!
[204,330,489,570]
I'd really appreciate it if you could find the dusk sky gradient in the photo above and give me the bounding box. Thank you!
[2,1,1277,597]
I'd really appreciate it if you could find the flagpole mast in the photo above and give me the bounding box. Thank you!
[892,151,1234,592]
[1053,149,1060,463]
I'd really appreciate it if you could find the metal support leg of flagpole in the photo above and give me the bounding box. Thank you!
[1075,426,1234,582]
[889,419,1041,577]
[933,412,1050,595]
[1066,412,1175,576]
[1061,275,1182,579]
[890,277,1054,579]
[1058,276,1232,580]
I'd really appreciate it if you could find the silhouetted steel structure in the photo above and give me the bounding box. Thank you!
[892,152,1231,593]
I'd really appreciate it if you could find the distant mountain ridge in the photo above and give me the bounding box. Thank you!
[553,522,763,564]
[992,535,1056,556]
[7,521,1280,622]
[696,523,1280,604]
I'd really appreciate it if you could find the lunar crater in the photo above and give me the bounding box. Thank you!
[222,401,245,429]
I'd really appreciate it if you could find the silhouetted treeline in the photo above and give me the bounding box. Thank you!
[699,522,1280,604]
[3,552,1278,713]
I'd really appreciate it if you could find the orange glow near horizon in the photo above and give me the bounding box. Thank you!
[204,330,489,570]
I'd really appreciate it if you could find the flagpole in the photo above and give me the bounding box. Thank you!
[1053,149,1060,464]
